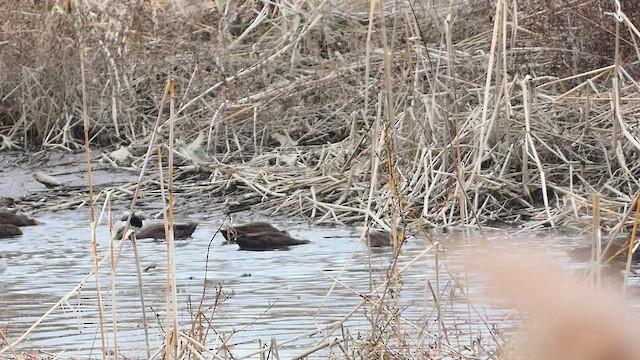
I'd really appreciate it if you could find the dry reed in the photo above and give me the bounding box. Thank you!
[1,0,640,359]
[1,0,638,234]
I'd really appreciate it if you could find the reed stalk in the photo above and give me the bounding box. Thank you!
[108,203,119,359]
[80,43,107,360]
[3,0,640,358]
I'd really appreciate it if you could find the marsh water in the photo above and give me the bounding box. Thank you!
[0,214,637,358]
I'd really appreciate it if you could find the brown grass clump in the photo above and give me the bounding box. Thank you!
[0,0,373,149]
[518,0,640,77]
[4,2,640,359]
[2,0,640,233]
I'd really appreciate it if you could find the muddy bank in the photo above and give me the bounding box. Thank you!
[0,150,177,216]
[1,150,135,193]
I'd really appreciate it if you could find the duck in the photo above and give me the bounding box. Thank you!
[0,210,40,226]
[114,212,146,240]
[366,228,405,248]
[122,212,145,228]
[568,237,640,264]
[136,223,198,240]
[0,224,22,238]
[234,231,310,251]
[568,238,640,282]
[221,222,286,243]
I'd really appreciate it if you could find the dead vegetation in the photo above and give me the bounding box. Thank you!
[2,0,640,358]
[2,0,639,234]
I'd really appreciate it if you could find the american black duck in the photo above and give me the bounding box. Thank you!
[568,238,640,264]
[568,238,640,281]
[0,224,22,238]
[221,222,286,243]
[0,210,40,226]
[114,212,146,240]
[366,229,405,247]
[121,212,145,228]
[235,231,310,251]
[136,223,198,240]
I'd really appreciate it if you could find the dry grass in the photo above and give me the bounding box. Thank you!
[2,0,640,359]
[2,0,640,233]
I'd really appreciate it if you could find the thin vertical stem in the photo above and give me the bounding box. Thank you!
[79,46,107,360]
[592,194,601,288]
[623,195,640,295]
[168,78,180,359]
[108,202,118,360]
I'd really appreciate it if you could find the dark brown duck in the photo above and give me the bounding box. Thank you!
[0,211,40,226]
[114,212,146,240]
[136,223,198,240]
[568,238,640,264]
[235,231,310,251]
[568,238,640,281]
[0,224,22,238]
[121,212,145,228]
[221,222,286,242]
[366,229,405,248]
[367,230,392,247]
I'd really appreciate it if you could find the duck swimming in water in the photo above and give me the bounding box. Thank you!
[122,212,145,228]
[136,223,198,240]
[221,222,286,243]
[568,236,640,281]
[114,212,146,240]
[0,224,22,238]
[0,210,40,226]
[234,231,310,251]
[366,228,406,248]
[114,211,197,240]
[567,237,640,264]
[367,230,392,247]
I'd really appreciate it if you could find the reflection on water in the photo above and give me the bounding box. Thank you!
[0,215,637,358]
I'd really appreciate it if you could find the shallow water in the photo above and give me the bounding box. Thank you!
[0,215,638,358]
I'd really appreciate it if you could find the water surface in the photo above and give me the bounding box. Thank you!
[0,215,636,358]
